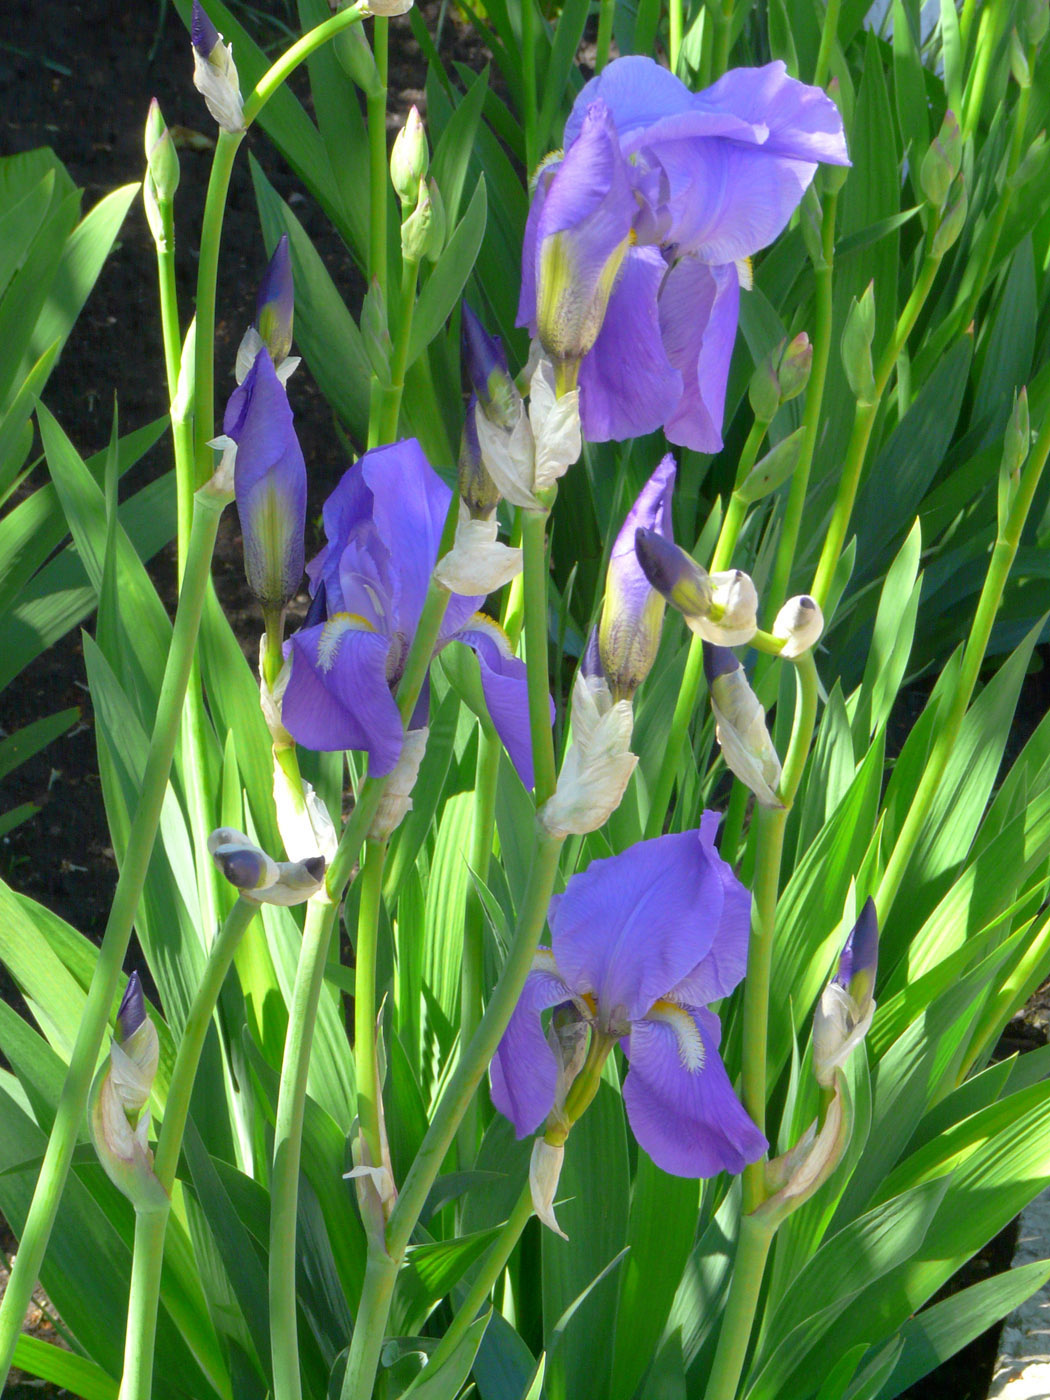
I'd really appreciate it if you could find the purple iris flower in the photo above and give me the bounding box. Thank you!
[224,348,307,612]
[491,819,767,1177]
[280,439,538,786]
[518,57,849,451]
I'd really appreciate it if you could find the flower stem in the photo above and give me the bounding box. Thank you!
[270,897,340,1400]
[740,650,819,1215]
[874,404,1050,920]
[0,487,227,1393]
[710,418,769,574]
[703,1211,775,1400]
[241,4,368,125]
[355,839,389,1170]
[117,898,260,1400]
[339,1247,399,1400]
[366,18,389,307]
[521,0,538,172]
[812,0,842,89]
[809,243,943,613]
[521,508,557,806]
[595,0,615,72]
[669,0,684,75]
[377,251,420,444]
[765,194,836,623]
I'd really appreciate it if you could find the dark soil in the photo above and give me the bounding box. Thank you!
[0,2,1047,1398]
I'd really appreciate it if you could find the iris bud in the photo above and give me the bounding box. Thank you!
[458,397,502,519]
[255,235,294,367]
[540,669,637,837]
[841,282,876,405]
[208,828,326,905]
[390,107,429,205]
[89,974,167,1211]
[772,594,824,658]
[634,529,713,622]
[191,0,244,134]
[931,177,967,258]
[999,387,1030,526]
[736,427,806,505]
[704,644,784,808]
[401,176,444,262]
[813,899,878,1087]
[919,111,961,210]
[462,303,519,430]
[143,100,179,245]
[333,21,383,95]
[1010,28,1032,87]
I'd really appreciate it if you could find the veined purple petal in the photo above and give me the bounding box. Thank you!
[490,962,573,1137]
[565,56,702,143]
[226,350,306,610]
[659,259,740,453]
[306,464,374,613]
[282,622,404,772]
[361,441,452,631]
[454,617,547,790]
[577,246,682,442]
[697,62,850,166]
[517,158,559,333]
[551,829,727,1027]
[623,1007,766,1176]
[666,818,751,1005]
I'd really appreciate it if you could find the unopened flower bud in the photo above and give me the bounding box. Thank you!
[89,973,167,1211]
[704,644,783,808]
[1024,0,1049,46]
[759,1075,851,1226]
[750,334,812,421]
[530,1138,568,1239]
[813,899,878,1087]
[920,110,961,210]
[1010,28,1032,86]
[255,235,294,367]
[772,595,824,658]
[737,427,806,505]
[191,0,244,134]
[462,303,519,430]
[458,398,502,519]
[841,283,876,405]
[208,827,326,904]
[144,98,179,212]
[540,670,637,837]
[474,357,580,509]
[800,186,825,269]
[932,177,967,258]
[999,388,1030,525]
[777,333,813,402]
[391,107,429,205]
[401,176,435,262]
[634,529,712,622]
[361,0,414,14]
[333,22,383,94]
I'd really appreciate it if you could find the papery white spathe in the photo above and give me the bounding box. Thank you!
[235,326,300,387]
[433,504,523,594]
[192,27,245,134]
[689,570,759,647]
[207,827,326,905]
[773,594,824,658]
[369,727,429,839]
[813,982,876,1088]
[709,665,784,809]
[530,1138,568,1239]
[473,357,581,510]
[540,671,637,837]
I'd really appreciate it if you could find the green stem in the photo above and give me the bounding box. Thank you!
[766,194,836,622]
[428,1182,533,1371]
[703,1212,775,1400]
[367,19,389,304]
[0,488,226,1393]
[812,0,841,89]
[740,650,818,1215]
[810,246,942,612]
[522,0,538,172]
[710,418,769,573]
[459,726,501,1161]
[521,509,557,806]
[961,0,1007,140]
[669,0,684,75]
[270,897,340,1400]
[874,406,1050,919]
[714,0,735,78]
[241,4,368,125]
[117,898,259,1400]
[644,634,704,840]
[339,1248,399,1400]
[192,130,242,490]
[377,252,420,444]
[595,0,615,72]
[355,840,388,1170]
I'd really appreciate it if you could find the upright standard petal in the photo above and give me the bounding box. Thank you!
[577,246,683,443]
[225,349,306,610]
[361,441,452,629]
[490,959,575,1138]
[551,829,728,1028]
[623,1008,766,1176]
[659,259,740,453]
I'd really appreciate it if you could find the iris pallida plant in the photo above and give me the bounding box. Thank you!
[4,2,1050,1399]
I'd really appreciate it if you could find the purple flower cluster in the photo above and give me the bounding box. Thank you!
[519,57,848,451]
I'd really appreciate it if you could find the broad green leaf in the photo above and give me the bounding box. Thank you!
[431,66,491,229]
[848,520,921,746]
[424,791,477,1023]
[408,179,488,368]
[11,1335,118,1400]
[939,0,964,113]
[534,0,588,153]
[0,171,55,300]
[394,1225,506,1334]
[0,189,79,409]
[0,339,59,500]
[402,1311,491,1398]
[973,237,1037,433]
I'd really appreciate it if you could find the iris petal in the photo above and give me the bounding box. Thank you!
[490,963,574,1137]
[454,619,544,790]
[659,259,740,453]
[623,1007,766,1176]
[362,441,453,630]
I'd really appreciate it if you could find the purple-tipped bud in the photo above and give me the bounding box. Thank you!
[191,0,220,55]
[835,897,878,1010]
[117,972,147,1045]
[462,303,518,429]
[458,394,502,519]
[704,642,784,808]
[703,640,740,686]
[256,236,294,366]
[634,527,712,621]
[814,899,879,1086]
[920,111,962,209]
[216,846,276,891]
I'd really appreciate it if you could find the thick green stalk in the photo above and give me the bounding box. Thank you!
[669,0,684,75]
[270,897,340,1400]
[874,407,1050,919]
[339,1248,399,1400]
[710,418,769,574]
[521,0,538,172]
[428,1181,533,1371]
[242,4,368,123]
[810,244,943,611]
[765,195,836,622]
[740,650,819,1215]
[0,488,227,1392]
[521,509,558,806]
[595,0,615,72]
[703,1212,775,1400]
[812,0,842,89]
[961,0,1007,140]
[118,898,259,1400]
[377,251,420,444]
[367,18,389,306]
[458,726,501,1160]
[355,840,389,1169]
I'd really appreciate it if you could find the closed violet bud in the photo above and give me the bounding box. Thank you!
[634,528,713,623]
[89,973,167,1211]
[704,643,784,808]
[462,302,519,430]
[191,0,244,134]
[772,595,824,659]
[841,283,876,405]
[208,827,326,905]
[932,176,967,258]
[255,235,294,367]
[919,110,961,210]
[390,106,428,205]
[599,455,676,702]
[457,395,502,519]
[813,898,879,1087]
